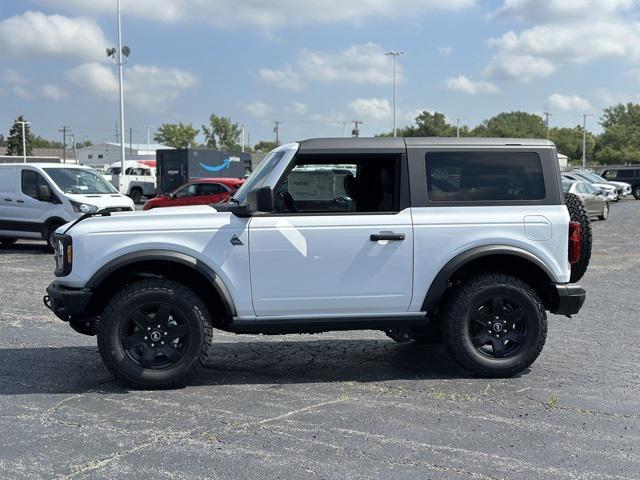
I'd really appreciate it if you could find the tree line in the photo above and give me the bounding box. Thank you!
[6,102,640,163]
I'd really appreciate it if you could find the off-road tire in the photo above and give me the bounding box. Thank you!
[565,192,592,283]
[97,278,213,389]
[441,273,547,378]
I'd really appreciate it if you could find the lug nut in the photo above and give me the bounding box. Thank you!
[144,336,148,340]
[151,343,155,347]
[157,324,161,328]
[161,341,164,345]
[147,327,151,331]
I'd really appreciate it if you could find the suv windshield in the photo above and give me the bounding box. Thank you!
[45,168,117,194]
[577,171,609,183]
[232,150,286,204]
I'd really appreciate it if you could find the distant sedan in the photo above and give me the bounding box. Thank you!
[143,178,245,211]
[563,180,609,220]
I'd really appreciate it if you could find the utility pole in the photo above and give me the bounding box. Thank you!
[129,127,133,154]
[240,124,249,152]
[543,112,552,139]
[144,125,155,154]
[385,51,405,137]
[69,135,79,164]
[17,120,30,163]
[273,121,281,145]
[581,114,594,170]
[59,125,69,162]
[352,120,363,138]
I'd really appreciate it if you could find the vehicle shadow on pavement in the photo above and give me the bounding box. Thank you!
[0,340,472,394]
[0,243,49,255]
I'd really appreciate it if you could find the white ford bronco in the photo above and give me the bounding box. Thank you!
[44,138,587,388]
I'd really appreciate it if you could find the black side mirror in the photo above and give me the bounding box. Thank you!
[38,184,55,203]
[247,186,274,213]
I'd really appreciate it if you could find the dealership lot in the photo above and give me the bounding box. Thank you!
[0,202,638,479]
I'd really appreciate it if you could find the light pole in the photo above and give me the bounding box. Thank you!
[144,125,155,154]
[581,114,594,169]
[106,0,131,193]
[385,51,404,137]
[454,118,463,138]
[543,112,552,139]
[16,120,30,163]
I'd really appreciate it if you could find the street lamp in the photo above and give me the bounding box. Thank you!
[385,51,404,137]
[580,114,594,169]
[16,120,30,163]
[106,0,131,192]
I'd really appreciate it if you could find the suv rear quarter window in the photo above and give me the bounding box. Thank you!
[426,151,546,202]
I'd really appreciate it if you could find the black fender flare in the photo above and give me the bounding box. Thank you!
[86,250,236,316]
[422,245,556,311]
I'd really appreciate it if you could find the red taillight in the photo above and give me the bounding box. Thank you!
[568,221,581,264]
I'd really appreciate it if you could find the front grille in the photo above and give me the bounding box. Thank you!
[103,206,133,212]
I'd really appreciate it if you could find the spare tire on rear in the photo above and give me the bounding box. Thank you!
[565,192,592,283]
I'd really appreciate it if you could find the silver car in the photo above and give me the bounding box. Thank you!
[563,180,609,220]
[562,172,619,201]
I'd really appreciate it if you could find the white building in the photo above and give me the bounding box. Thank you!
[76,142,172,168]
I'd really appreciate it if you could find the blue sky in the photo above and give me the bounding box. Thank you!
[1,0,639,146]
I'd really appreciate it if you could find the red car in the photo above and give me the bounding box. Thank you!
[143,178,244,211]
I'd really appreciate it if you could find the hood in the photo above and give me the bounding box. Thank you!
[592,183,615,191]
[65,193,135,209]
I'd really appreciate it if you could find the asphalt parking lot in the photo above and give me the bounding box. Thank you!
[1,201,638,480]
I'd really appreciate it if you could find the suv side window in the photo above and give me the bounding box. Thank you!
[21,170,48,200]
[426,151,545,202]
[602,170,616,180]
[274,155,400,214]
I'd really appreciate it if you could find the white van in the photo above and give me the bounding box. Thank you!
[0,163,135,249]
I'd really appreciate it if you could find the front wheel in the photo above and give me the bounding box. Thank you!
[97,278,213,388]
[129,188,143,204]
[441,273,547,378]
[598,202,609,221]
[45,223,63,251]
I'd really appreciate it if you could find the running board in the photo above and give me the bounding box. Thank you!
[226,313,428,335]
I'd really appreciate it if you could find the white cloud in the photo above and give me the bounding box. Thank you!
[260,43,398,90]
[493,0,635,21]
[258,67,305,91]
[241,101,273,117]
[40,84,68,101]
[12,86,32,100]
[547,94,592,111]
[286,102,308,115]
[347,98,392,121]
[1,69,27,85]
[445,75,498,94]
[484,53,556,81]
[66,62,198,111]
[438,46,453,55]
[39,0,475,28]
[0,11,109,60]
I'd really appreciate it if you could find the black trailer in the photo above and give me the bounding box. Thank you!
[156,149,252,194]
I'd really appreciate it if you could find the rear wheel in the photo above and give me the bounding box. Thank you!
[97,278,213,388]
[598,202,609,221]
[441,273,547,378]
[565,192,592,283]
[129,188,143,204]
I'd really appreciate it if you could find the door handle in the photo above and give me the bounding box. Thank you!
[4,198,11,202]
[16,200,24,203]
[370,232,405,241]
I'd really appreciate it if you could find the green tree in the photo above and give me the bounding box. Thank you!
[0,134,5,147]
[202,114,242,152]
[153,123,199,149]
[6,115,33,156]
[472,111,546,138]
[549,126,596,163]
[596,103,640,164]
[253,140,278,152]
[378,111,462,137]
[31,135,64,149]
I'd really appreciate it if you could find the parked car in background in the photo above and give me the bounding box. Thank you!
[600,167,640,199]
[0,163,134,249]
[563,180,609,220]
[103,160,156,204]
[573,170,631,198]
[562,172,618,201]
[142,177,244,211]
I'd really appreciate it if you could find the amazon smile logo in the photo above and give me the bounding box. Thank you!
[199,156,240,172]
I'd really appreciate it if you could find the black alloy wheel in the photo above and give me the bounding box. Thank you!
[120,303,191,370]
[468,295,529,359]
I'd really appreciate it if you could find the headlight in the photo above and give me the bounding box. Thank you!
[53,234,73,277]
[70,201,98,213]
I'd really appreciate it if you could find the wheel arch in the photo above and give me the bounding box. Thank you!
[86,250,236,325]
[42,216,68,239]
[422,245,558,313]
